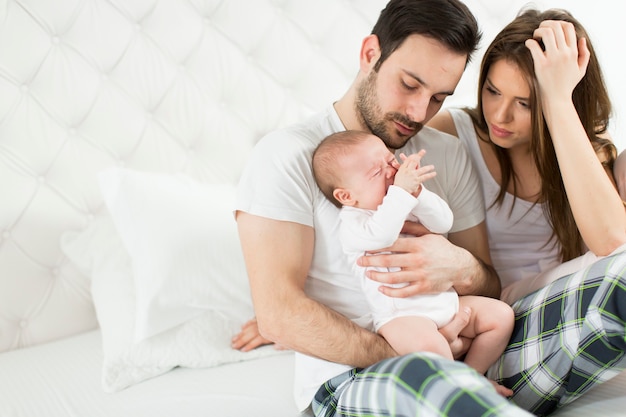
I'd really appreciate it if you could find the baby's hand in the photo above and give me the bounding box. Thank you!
[394,150,436,197]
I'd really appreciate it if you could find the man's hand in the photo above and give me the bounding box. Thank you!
[358,219,500,299]
[231,318,286,352]
[358,233,475,297]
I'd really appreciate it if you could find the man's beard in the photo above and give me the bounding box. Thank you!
[355,71,423,150]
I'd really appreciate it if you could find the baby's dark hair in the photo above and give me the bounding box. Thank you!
[312,130,372,208]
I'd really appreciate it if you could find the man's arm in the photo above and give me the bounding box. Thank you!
[357,221,501,299]
[236,211,395,368]
[447,222,500,298]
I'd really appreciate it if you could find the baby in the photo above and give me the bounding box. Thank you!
[312,130,514,395]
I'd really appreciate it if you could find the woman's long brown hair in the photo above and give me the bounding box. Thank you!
[466,8,616,262]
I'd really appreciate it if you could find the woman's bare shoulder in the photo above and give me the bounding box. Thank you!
[427,109,459,138]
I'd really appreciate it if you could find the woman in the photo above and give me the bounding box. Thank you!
[428,8,626,304]
[429,11,626,413]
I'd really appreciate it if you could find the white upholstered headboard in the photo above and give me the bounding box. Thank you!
[0,0,624,353]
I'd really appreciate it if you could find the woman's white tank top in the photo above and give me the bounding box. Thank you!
[448,108,560,288]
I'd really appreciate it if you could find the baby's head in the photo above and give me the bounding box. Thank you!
[312,130,398,210]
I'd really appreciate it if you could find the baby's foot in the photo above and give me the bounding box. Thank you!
[490,380,514,397]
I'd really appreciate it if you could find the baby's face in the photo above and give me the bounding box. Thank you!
[341,135,399,210]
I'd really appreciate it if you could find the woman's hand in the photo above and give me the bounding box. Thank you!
[525,20,590,104]
[231,318,286,352]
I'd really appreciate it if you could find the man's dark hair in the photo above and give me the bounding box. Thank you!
[372,0,481,71]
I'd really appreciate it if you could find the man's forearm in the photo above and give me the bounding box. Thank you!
[259,295,396,368]
[448,224,501,299]
[455,253,500,299]
[237,213,394,367]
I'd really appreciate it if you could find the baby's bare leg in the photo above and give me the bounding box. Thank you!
[378,316,452,359]
[459,295,514,396]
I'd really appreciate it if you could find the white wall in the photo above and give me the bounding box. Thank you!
[447,0,626,151]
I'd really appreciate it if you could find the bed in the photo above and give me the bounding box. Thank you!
[0,0,624,416]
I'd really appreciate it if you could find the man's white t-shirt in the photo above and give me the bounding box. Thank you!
[236,105,485,411]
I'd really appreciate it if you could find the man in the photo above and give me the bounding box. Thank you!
[234,0,529,415]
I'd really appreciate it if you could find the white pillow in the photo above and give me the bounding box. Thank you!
[61,169,283,392]
[98,168,252,342]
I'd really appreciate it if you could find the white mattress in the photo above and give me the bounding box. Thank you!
[1,328,624,416]
[0,330,305,417]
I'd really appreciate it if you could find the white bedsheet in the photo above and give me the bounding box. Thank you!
[1,328,625,416]
[0,330,304,417]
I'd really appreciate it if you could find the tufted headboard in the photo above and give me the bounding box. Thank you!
[1,0,624,353]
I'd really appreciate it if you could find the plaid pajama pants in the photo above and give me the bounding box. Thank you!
[312,250,626,417]
[488,250,626,415]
